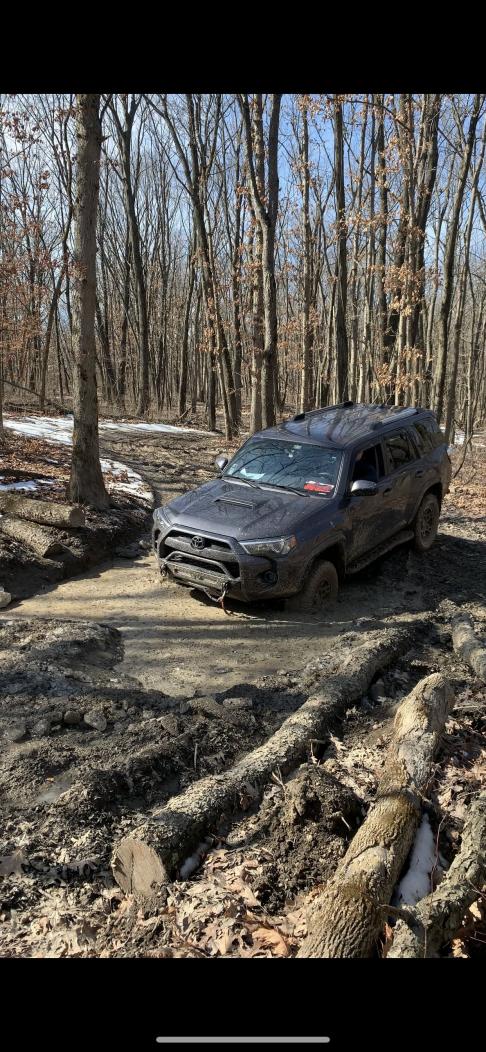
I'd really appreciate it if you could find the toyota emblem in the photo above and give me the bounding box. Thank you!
[191,535,205,550]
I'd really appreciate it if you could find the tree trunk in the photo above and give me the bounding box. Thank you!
[333,98,349,401]
[433,94,482,423]
[451,609,486,680]
[0,492,85,527]
[387,790,486,957]
[297,673,454,958]
[67,95,109,509]
[0,514,68,559]
[178,252,195,416]
[300,101,313,412]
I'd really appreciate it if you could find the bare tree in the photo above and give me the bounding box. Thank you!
[67,94,109,508]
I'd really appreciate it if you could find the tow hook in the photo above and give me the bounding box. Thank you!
[201,580,233,615]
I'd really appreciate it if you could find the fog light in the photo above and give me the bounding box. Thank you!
[261,570,278,585]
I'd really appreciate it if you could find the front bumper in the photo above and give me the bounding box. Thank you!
[152,521,303,601]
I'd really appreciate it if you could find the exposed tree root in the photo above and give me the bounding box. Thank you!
[387,790,486,957]
[111,625,413,897]
[296,673,455,958]
[451,609,486,681]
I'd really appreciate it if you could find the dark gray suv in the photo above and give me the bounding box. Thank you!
[152,403,451,611]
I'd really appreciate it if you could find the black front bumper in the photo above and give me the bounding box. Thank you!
[152,522,301,601]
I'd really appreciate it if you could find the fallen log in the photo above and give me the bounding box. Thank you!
[451,610,486,682]
[112,625,413,897]
[0,514,67,559]
[296,673,455,958]
[0,491,85,528]
[387,790,486,958]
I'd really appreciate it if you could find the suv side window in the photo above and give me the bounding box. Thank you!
[384,430,417,472]
[350,443,385,485]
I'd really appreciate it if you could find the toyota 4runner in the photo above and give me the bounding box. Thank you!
[152,402,452,612]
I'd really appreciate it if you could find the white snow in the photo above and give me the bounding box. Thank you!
[0,479,57,492]
[100,457,153,502]
[100,419,210,436]
[394,814,436,906]
[3,414,209,443]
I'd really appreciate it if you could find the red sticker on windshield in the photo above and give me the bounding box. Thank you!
[304,482,334,493]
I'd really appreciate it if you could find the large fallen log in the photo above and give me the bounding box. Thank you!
[296,673,455,958]
[0,514,67,559]
[112,625,413,897]
[451,609,486,682]
[0,491,85,528]
[387,790,486,958]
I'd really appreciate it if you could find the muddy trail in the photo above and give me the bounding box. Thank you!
[0,427,485,957]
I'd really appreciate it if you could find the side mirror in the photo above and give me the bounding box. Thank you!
[351,479,378,496]
[215,454,228,473]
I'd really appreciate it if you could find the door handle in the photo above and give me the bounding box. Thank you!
[415,469,425,477]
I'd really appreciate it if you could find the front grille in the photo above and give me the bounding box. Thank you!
[159,528,240,585]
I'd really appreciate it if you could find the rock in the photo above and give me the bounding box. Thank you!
[63,709,81,726]
[127,706,137,715]
[5,723,27,742]
[0,589,12,609]
[32,718,51,737]
[188,696,224,719]
[141,708,153,720]
[115,543,141,559]
[83,710,107,732]
[156,714,179,736]
[222,697,253,710]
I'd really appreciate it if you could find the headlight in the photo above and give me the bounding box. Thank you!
[153,506,170,525]
[240,535,297,556]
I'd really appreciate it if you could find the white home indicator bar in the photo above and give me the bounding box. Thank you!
[156,1040,330,1045]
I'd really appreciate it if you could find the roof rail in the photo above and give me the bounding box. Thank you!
[292,400,354,422]
[370,406,419,429]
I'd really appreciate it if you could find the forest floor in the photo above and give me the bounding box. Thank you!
[0,417,485,957]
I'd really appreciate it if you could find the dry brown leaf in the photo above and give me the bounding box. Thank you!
[0,850,28,877]
[250,926,290,957]
[225,877,260,907]
[468,899,483,921]
[451,938,469,958]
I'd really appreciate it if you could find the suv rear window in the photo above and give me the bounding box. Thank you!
[412,418,444,453]
[384,430,417,471]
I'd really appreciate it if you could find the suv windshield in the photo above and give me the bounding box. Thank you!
[224,439,341,495]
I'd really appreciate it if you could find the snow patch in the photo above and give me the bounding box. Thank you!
[3,414,210,443]
[3,416,157,503]
[394,814,436,906]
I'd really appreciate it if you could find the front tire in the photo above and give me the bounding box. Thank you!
[286,559,339,613]
[413,493,440,552]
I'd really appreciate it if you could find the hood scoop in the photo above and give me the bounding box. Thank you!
[214,496,255,508]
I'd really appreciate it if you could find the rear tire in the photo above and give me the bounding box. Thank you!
[286,559,339,613]
[413,493,440,552]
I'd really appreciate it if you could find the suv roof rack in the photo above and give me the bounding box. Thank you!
[292,400,354,422]
[370,406,420,429]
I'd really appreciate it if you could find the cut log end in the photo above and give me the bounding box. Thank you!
[112,838,169,897]
[451,611,486,682]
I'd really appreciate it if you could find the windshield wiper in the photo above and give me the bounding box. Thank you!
[258,482,306,496]
[223,476,260,490]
